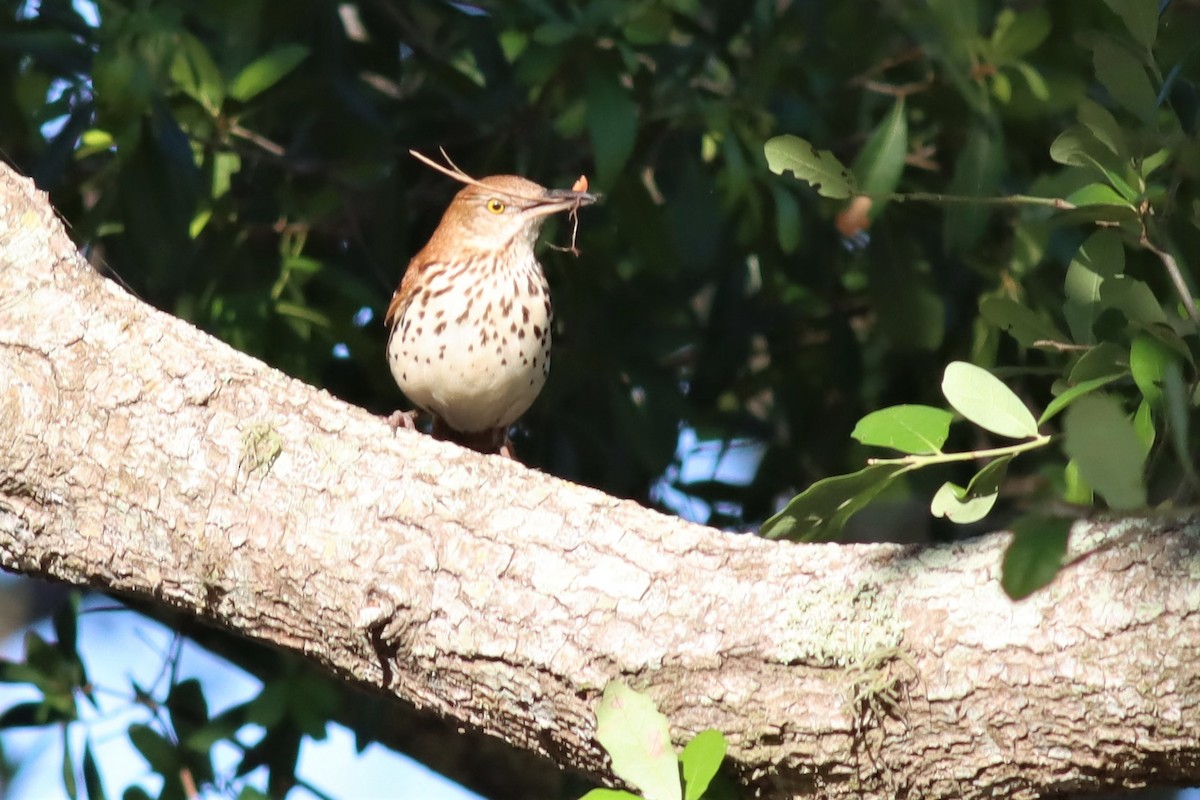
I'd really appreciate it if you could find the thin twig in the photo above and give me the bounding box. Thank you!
[547,207,583,255]
[229,124,285,157]
[411,150,591,254]
[867,434,1054,468]
[859,70,935,99]
[1032,340,1090,352]
[409,149,548,203]
[1140,232,1200,324]
[848,46,926,86]
[880,191,1076,210]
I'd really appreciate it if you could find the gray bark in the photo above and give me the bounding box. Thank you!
[1,162,1198,799]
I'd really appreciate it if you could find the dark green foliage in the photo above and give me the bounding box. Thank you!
[755,4,1200,587]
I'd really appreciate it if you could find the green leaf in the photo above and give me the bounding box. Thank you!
[170,33,225,108]
[287,673,337,740]
[1101,0,1158,48]
[23,630,60,677]
[586,69,638,188]
[189,209,211,239]
[990,7,1051,61]
[0,701,54,728]
[235,789,272,800]
[1077,98,1130,161]
[579,791,641,800]
[979,295,1065,348]
[1047,126,1102,168]
[1049,125,1139,202]
[990,70,1013,103]
[1072,207,1143,234]
[681,730,727,800]
[1001,516,1070,600]
[1087,36,1158,123]
[275,301,331,328]
[765,135,858,199]
[853,98,907,200]
[1163,360,1195,482]
[229,44,310,102]
[1130,331,1178,408]
[24,631,78,713]
[1069,341,1128,383]
[185,705,247,753]
[931,482,991,524]
[76,128,115,160]
[1100,276,1167,327]
[930,456,1012,524]
[771,185,803,254]
[1140,147,1171,179]
[1063,394,1147,509]
[167,679,210,746]
[623,7,671,44]
[63,726,77,800]
[966,453,1012,493]
[1133,398,1156,455]
[1013,62,1050,101]
[211,151,241,200]
[1063,230,1124,344]
[872,277,944,352]
[246,682,288,729]
[1065,182,1134,208]
[595,681,681,800]
[83,739,107,800]
[52,594,79,666]
[941,361,1039,439]
[851,405,953,455]
[944,123,1004,253]
[923,0,983,93]
[129,725,178,773]
[532,21,576,45]
[760,464,906,541]
[1039,373,1123,425]
[1142,323,1194,368]
[1062,459,1093,505]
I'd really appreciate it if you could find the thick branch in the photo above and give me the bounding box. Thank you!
[1,163,1198,799]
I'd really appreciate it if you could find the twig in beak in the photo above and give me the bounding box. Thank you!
[548,194,586,257]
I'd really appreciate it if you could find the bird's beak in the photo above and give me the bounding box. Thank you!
[531,187,602,216]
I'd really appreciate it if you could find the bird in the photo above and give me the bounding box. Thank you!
[385,168,599,456]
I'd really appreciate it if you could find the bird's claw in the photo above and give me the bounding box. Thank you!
[387,410,419,434]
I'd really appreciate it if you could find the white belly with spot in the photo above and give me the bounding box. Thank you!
[388,260,552,433]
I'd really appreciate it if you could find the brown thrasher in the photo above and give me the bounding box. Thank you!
[385,172,599,454]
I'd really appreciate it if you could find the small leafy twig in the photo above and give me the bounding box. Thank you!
[228,123,286,157]
[883,191,1075,209]
[867,434,1053,469]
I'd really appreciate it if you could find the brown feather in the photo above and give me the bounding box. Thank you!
[384,260,418,328]
[384,253,444,329]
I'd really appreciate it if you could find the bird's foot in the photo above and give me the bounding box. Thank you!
[497,434,516,460]
[387,409,420,434]
[430,418,515,458]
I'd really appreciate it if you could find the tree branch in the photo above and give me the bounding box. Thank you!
[1,163,1199,799]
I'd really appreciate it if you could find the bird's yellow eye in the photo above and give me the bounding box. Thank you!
[486,198,506,214]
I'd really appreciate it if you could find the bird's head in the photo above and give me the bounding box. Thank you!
[435,175,601,252]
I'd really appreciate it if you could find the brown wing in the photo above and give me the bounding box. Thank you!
[384,284,408,329]
[384,257,429,328]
